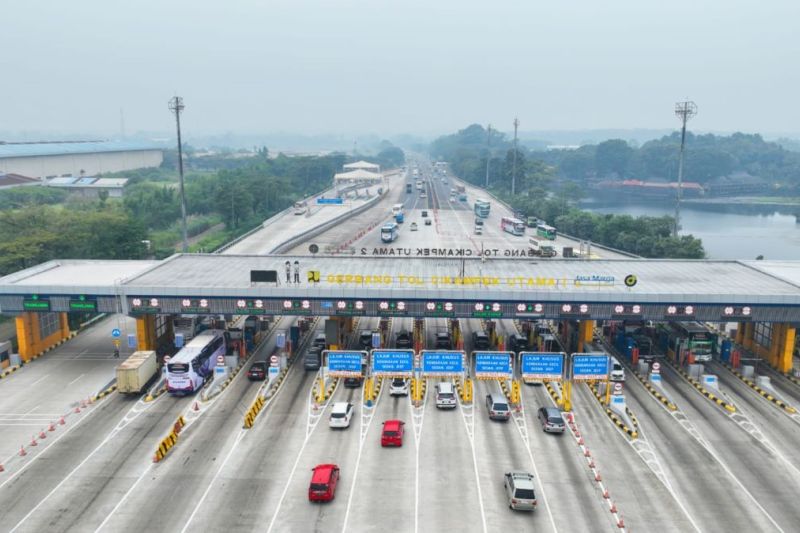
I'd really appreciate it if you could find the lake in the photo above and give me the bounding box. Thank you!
[579,199,800,260]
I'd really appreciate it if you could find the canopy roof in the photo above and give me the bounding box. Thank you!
[333,169,383,181]
[343,160,380,170]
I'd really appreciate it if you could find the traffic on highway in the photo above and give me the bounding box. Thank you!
[1,160,800,533]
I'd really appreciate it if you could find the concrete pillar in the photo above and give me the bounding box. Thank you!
[577,320,594,353]
[768,323,782,368]
[136,315,156,351]
[742,322,755,350]
[15,312,72,363]
[734,323,744,345]
[777,324,796,373]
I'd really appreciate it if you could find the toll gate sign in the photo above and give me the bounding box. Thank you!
[474,351,513,379]
[520,352,564,382]
[571,353,610,381]
[372,350,413,377]
[326,350,364,378]
[422,351,464,377]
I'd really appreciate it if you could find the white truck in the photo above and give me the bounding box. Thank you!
[116,350,158,394]
[529,236,557,257]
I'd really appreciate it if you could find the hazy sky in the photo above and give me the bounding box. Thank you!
[2,0,799,138]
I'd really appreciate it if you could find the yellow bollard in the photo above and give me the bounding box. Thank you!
[511,380,520,404]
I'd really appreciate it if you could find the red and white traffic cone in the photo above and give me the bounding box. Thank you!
[74,406,81,414]
[19,446,26,457]
[0,462,4,472]
[48,422,56,432]
[30,437,37,447]
[39,430,47,439]
[59,416,66,425]
[193,402,199,412]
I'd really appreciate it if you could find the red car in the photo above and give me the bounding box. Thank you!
[309,463,340,502]
[381,419,405,447]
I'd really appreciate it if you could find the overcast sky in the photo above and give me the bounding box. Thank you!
[2,0,799,138]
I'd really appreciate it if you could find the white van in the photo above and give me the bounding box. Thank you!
[436,382,457,409]
[610,357,625,382]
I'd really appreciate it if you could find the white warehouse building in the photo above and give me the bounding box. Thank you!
[0,141,164,179]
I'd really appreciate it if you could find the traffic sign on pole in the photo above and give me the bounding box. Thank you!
[520,352,564,382]
[612,382,623,395]
[270,355,279,366]
[217,355,225,366]
[571,353,610,381]
[111,328,121,338]
[652,361,661,374]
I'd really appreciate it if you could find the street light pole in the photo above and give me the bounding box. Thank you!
[673,100,697,237]
[169,96,189,253]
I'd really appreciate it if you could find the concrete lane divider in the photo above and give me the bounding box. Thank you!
[0,364,21,380]
[153,415,187,462]
[665,359,736,413]
[243,396,266,429]
[721,362,797,414]
[545,381,563,406]
[93,383,117,401]
[587,383,638,440]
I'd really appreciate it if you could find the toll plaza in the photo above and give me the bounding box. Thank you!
[2,255,800,377]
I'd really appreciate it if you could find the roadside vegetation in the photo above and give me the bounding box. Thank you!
[0,145,405,276]
[430,124,705,258]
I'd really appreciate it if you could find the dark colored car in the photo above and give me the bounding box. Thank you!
[435,332,452,350]
[508,333,529,353]
[472,331,491,350]
[396,330,413,349]
[247,361,267,381]
[343,376,364,388]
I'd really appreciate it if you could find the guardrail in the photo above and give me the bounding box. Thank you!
[270,188,388,254]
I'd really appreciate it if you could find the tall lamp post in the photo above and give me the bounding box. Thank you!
[169,96,189,252]
[673,100,698,237]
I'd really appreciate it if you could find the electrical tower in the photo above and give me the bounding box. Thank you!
[168,96,189,253]
[485,124,492,187]
[512,117,519,195]
[673,100,698,237]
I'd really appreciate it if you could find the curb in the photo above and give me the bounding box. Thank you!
[722,363,796,414]
[243,395,266,429]
[144,384,167,402]
[545,382,562,406]
[587,383,638,439]
[153,415,186,462]
[0,364,22,380]
[92,384,117,401]
[665,359,736,413]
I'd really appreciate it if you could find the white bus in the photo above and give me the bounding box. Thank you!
[167,330,226,395]
[391,204,404,216]
[501,216,526,236]
[381,222,399,243]
[173,315,204,342]
[293,201,307,215]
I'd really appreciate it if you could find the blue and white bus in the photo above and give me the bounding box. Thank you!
[167,330,226,395]
[474,198,491,218]
[381,222,399,243]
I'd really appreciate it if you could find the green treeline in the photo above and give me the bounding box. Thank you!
[536,132,800,184]
[0,148,404,276]
[430,124,705,258]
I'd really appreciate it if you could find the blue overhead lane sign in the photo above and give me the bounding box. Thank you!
[474,351,513,379]
[422,351,464,376]
[326,350,364,377]
[372,350,413,377]
[572,353,610,381]
[520,352,564,382]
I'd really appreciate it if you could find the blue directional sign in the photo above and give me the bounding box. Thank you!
[520,352,564,382]
[127,334,137,349]
[372,350,413,377]
[326,350,364,377]
[571,353,610,381]
[276,332,286,348]
[422,351,464,376]
[111,328,121,338]
[474,351,513,379]
[317,197,344,205]
[372,333,382,349]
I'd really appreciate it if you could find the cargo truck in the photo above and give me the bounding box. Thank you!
[116,350,158,394]
[529,236,557,257]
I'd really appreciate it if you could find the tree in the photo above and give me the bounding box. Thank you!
[595,139,634,177]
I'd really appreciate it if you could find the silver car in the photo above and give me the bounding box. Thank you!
[504,471,537,511]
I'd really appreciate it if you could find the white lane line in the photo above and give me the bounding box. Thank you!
[514,387,558,533]
[30,374,49,386]
[341,384,382,533]
[93,464,154,533]
[0,422,47,426]
[68,374,86,386]
[24,405,40,415]
[180,430,248,533]
[70,349,90,360]
[459,402,487,533]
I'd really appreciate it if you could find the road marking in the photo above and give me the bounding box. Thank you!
[341,381,383,533]
[68,373,86,386]
[69,348,90,360]
[458,400,487,533]
[93,464,154,533]
[30,374,49,386]
[24,405,40,415]
[514,384,558,533]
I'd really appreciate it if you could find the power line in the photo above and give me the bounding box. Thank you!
[168,96,189,253]
[673,100,698,237]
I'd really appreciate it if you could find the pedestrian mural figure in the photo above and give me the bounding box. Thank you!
[285,261,291,283]
[294,260,300,283]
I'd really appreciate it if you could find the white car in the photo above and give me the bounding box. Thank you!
[329,402,354,429]
[390,378,409,396]
[410,222,418,231]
